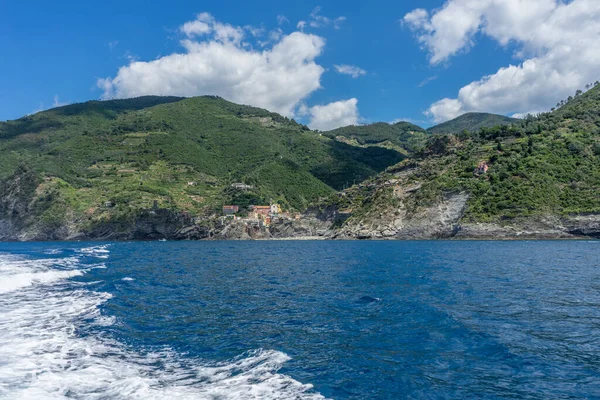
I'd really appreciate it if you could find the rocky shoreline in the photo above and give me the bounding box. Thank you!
[1,208,599,242]
[1,171,598,242]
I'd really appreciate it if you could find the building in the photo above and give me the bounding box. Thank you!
[251,206,271,220]
[223,205,239,216]
[270,203,282,214]
[475,161,489,175]
[231,183,254,190]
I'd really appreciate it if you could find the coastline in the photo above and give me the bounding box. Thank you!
[0,235,597,243]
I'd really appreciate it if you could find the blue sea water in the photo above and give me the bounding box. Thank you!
[1,241,599,399]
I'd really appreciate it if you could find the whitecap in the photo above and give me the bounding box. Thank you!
[0,250,326,400]
[78,245,111,259]
[0,254,84,295]
[44,249,62,255]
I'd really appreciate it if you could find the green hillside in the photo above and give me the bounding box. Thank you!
[330,84,600,224]
[323,121,429,154]
[427,112,520,135]
[0,96,406,231]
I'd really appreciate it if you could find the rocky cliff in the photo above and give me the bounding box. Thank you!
[324,162,600,240]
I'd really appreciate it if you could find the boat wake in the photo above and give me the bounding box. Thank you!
[0,245,325,400]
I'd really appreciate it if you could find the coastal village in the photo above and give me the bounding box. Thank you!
[221,183,301,229]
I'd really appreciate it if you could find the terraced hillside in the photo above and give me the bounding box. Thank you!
[0,96,405,238]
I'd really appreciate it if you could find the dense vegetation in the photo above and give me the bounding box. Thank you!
[427,112,520,135]
[330,84,600,223]
[0,96,406,228]
[2,82,599,236]
[323,121,429,154]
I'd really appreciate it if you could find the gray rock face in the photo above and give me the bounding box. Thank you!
[0,219,16,241]
[396,193,469,239]
[338,191,471,240]
[132,209,191,240]
[562,214,600,238]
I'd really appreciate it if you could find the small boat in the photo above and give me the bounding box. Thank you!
[158,238,167,242]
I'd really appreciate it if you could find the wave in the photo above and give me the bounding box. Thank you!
[0,254,83,294]
[78,244,111,259]
[0,248,325,399]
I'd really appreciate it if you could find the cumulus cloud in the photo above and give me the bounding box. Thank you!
[334,64,367,78]
[308,98,359,131]
[99,13,329,117]
[180,12,213,38]
[404,0,600,123]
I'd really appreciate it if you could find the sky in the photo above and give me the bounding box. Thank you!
[1,0,599,129]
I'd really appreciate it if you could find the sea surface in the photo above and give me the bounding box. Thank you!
[0,241,599,399]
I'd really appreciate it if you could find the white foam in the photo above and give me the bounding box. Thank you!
[78,245,111,259]
[44,249,62,255]
[122,277,135,282]
[0,249,326,400]
[0,254,83,294]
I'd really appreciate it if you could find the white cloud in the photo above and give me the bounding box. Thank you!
[29,95,69,115]
[333,17,346,30]
[404,0,600,123]
[245,25,266,38]
[417,75,437,88]
[308,6,346,29]
[425,98,463,123]
[52,95,68,108]
[308,98,359,131]
[99,13,328,117]
[181,20,211,38]
[180,13,244,44]
[334,64,367,78]
[277,15,289,26]
[297,21,306,31]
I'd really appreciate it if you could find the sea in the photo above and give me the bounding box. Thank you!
[0,241,599,399]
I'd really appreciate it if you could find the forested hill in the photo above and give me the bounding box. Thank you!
[322,121,429,154]
[325,84,600,239]
[0,95,407,237]
[427,112,520,135]
[2,83,599,241]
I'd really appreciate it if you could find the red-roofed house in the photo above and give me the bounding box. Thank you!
[223,205,239,216]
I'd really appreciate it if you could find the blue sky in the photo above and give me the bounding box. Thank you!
[1,0,598,129]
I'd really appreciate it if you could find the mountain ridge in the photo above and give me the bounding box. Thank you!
[1,84,599,241]
[427,112,520,135]
[0,95,407,240]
